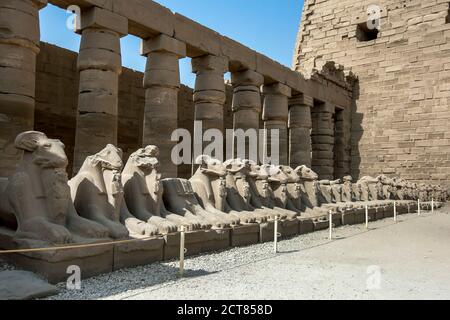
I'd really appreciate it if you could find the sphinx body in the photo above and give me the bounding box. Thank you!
[222,159,272,223]
[0,131,109,245]
[121,146,194,234]
[189,156,241,226]
[69,144,133,239]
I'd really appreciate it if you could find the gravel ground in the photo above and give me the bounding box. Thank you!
[0,258,15,273]
[45,203,450,300]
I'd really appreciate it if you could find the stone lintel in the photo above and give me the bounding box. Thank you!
[192,54,228,74]
[230,70,264,88]
[141,34,186,58]
[78,7,128,36]
[262,82,292,97]
[289,93,314,108]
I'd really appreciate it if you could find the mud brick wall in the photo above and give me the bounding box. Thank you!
[35,43,233,178]
[294,0,450,187]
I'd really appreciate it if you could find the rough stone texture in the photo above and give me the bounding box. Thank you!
[231,70,264,161]
[262,83,291,165]
[0,0,46,178]
[288,93,314,168]
[32,43,233,179]
[0,270,58,300]
[294,0,450,188]
[142,35,186,179]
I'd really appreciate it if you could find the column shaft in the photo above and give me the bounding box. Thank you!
[288,93,313,168]
[142,34,186,178]
[73,7,128,173]
[0,0,47,176]
[231,70,264,162]
[311,102,336,179]
[262,83,291,165]
[192,55,228,157]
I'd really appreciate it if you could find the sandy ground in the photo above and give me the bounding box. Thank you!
[113,205,450,300]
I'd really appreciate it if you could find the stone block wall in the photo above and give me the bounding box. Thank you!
[294,0,450,187]
[34,43,232,178]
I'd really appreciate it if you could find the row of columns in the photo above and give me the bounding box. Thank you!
[0,3,349,180]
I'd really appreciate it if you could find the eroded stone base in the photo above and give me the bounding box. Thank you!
[230,224,260,247]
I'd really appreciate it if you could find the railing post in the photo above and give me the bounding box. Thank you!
[179,226,186,277]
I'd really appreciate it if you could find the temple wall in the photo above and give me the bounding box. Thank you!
[294,0,450,187]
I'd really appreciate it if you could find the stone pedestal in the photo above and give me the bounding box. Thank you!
[191,55,228,160]
[0,0,47,177]
[73,7,128,173]
[141,35,186,178]
[311,102,336,179]
[262,83,291,165]
[288,94,313,168]
[230,70,264,161]
[0,227,113,284]
[112,235,165,271]
[230,224,260,247]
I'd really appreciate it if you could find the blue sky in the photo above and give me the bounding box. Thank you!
[39,0,304,87]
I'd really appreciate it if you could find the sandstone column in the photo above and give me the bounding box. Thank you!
[0,0,47,177]
[262,83,291,165]
[73,7,128,173]
[311,102,336,179]
[288,93,313,169]
[191,55,228,159]
[141,35,186,178]
[230,70,264,162]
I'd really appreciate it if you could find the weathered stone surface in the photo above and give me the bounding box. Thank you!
[78,6,128,36]
[0,271,58,300]
[294,0,450,187]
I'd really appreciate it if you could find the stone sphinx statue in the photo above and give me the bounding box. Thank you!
[377,175,394,200]
[189,156,241,226]
[279,166,303,212]
[221,159,269,223]
[266,165,300,217]
[341,176,353,202]
[121,146,194,234]
[244,163,298,219]
[161,156,232,229]
[69,144,133,239]
[356,176,379,202]
[0,131,109,245]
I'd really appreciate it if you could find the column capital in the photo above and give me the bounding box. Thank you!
[192,55,228,74]
[262,83,291,97]
[32,0,48,9]
[141,34,186,58]
[77,7,128,36]
[316,101,336,114]
[230,70,264,87]
[289,93,314,108]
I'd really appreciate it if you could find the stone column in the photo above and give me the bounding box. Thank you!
[288,93,313,169]
[73,7,128,173]
[230,70,264,162]
[191,55,228,158]
[0,0,47,177]
[311,102,336,179]
[262,83,291,165]
[141,35,186,178]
